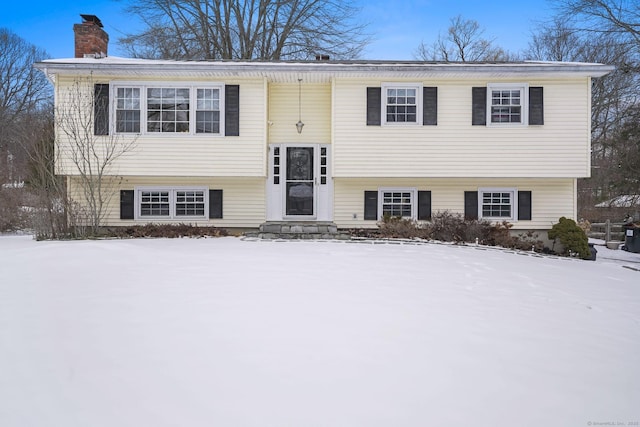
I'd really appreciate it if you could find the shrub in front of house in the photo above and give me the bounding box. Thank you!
[374,211,544,252]
[548,216,591,259]
[109,223,229,238]
[377,215,429,239]
[425,210,473,242]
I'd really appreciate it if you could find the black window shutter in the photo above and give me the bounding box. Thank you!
[364,191,378,220]
[366,87,382,126]
[225,85,240,136]
[529,87,544,125]
[464,191,478,220]
[518,191,532,220]
[418,191,432,220]
[423,87,438,126]
[472,87,487,126]
[209,190,223,219]
[94,83,110,135]
[120,190,134,220]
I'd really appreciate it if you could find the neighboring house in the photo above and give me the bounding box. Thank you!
[35,16,614,235]
[595,195,640,222]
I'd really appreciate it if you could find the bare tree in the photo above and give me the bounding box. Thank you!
[526,18,586,62]
[119,0,370,60]
[0,28,51,232]
[19,103,70,239]
[608,108,640,198]
[415,15,513,62]
[0,28,50,184]
[554,0,639,61]
[55,77,137,236]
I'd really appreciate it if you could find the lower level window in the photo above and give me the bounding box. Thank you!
[140,191,170,216]
[479,188,515,220]
[137,187,207,219]
[379,188,417,219]
[175,191,205,216]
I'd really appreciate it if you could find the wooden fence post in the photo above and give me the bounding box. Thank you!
[605,219,611,243]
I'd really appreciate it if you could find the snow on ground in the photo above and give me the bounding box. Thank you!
[0,235,638,427]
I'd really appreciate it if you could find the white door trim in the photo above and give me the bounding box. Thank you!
[266,144,332,221]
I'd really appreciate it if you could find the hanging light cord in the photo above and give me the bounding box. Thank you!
[298,78,302,121]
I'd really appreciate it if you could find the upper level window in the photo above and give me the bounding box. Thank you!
[116,88,141,133]
[479,188,516,220]
[113,83,223,135]
[147,88,190,133]
[487,84,527,126]
[196,88,221,134]
[382,84,421,125]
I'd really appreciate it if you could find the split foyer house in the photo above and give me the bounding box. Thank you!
[35,16,613,235]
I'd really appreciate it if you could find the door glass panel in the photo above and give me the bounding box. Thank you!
[286,147,314,216]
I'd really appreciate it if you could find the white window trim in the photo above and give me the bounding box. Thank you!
[378,187,418,220]
[478,187,518,221]
[486,83,528,127]
[112,81,225,137]
[134,186,209,220]
[381,83,423,126]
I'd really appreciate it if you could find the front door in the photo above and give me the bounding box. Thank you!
[267,144,332,221]
[285,146,315,216]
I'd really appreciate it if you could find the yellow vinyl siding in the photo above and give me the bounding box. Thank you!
[268,83,331,144]
[332,79,590,178]
[55,75,267,177]
[68,176,266,228]
[333,177,575,230]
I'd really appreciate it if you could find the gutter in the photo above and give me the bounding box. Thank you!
[33,58,616,79]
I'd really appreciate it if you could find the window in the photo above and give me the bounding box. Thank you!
[175,190,205,216]
[487,84,527,125]
[116,87,141,133]
[140,191,170,217]
[379,188,417,219]
[479,188,516,220]
[147,88,190,133]
[382,84,421,125]
[136,187,208,219]
[113,83,223,135]
[196,88,221,134]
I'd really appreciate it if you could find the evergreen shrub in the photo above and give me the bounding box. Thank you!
[548,216,591,259]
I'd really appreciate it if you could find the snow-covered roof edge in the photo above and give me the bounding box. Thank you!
[34,56,615,79]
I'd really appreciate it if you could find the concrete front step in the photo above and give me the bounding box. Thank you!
[245,222,350,240]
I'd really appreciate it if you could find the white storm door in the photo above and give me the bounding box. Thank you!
[285,146,315,218]
[266,144,332,221]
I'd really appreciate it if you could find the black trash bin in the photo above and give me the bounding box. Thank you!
[623,225,640,253]
[587,243,597,261]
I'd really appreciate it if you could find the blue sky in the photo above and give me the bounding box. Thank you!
[0,0,555,59]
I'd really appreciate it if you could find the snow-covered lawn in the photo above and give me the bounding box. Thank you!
[1,235,638,426]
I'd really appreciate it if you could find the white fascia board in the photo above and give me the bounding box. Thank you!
[33,57,616,80]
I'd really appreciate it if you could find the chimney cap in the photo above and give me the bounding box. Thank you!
[80,14,103,28]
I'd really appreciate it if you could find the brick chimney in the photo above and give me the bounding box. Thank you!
[74,15,108,58]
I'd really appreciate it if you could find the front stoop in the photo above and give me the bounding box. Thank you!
[245,222,350,240]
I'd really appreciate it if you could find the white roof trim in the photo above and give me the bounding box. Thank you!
[34,56,615,82]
